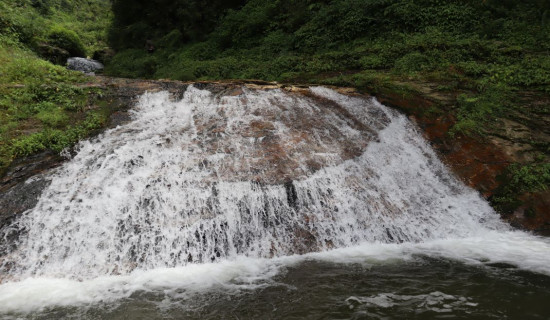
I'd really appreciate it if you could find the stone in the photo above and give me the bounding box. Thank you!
[67,57,104,74]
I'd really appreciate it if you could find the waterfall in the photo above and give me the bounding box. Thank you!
[1,85,548,314]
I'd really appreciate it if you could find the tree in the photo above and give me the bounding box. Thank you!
[109,0,246,49]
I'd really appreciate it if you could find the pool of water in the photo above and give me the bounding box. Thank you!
[7,255,549,320]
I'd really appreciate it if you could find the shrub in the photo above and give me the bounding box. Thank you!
[359,55,385,69]
[394,52,433,74]
[158,29,184,49]
[47,25,86,57]
[509,163,550,192]
[104,49,157,78]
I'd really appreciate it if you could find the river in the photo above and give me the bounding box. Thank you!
[1,85,549,319]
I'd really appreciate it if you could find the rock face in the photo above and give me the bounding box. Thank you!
[0,152,61,231]
[67,57,104,74]
[375,86,550,235]
[182,87,384,184]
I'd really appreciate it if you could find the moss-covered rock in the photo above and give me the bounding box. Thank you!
[35,42,70,65]
[46,25,86,57]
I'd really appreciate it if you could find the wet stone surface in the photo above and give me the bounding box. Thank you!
[0,152,60,230]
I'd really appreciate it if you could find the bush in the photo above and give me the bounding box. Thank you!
[47,25,86,57]
[158,29,183,49]
[510,163,550,192]
[104,49,158,78]
[394,52,433,74]
[490,162,550,214]
[359,55,385,70]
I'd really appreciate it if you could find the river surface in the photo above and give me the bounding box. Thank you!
[0,86,549,319]
[3,236,550,319]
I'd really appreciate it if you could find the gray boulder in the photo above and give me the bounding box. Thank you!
[67,57,104,74]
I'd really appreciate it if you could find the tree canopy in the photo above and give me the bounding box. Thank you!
[109,0,247,49]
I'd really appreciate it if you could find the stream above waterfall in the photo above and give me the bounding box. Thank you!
[0,85,549,318]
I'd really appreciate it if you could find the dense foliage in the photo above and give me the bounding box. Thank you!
[0,0,112,59]
[107,0,550,79]
[109,0,246,49]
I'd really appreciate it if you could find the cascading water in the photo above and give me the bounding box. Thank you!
[0,85,549,317]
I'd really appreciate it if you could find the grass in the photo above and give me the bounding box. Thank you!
[0,0,112,174]
[0,0,112,58]
[0,39,107,174]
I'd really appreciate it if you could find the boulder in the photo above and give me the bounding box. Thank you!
[67,57,104,74]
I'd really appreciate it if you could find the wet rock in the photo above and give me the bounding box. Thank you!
[0,151,62,229]
[285,181,298,209]
[375,86,550,234]
[67,57,104,74]
[0,175,50,229]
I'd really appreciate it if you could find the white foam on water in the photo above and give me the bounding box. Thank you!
[0,86,548,314]
[346,291,477,313]
[1,230,549,314]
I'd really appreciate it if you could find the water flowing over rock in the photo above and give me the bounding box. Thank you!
[67,57,104,73]
[0,85,510,281]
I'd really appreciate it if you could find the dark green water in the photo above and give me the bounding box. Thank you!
[14,256,550,320]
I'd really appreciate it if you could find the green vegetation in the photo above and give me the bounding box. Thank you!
[0,0,112,60]
[0,42,107,173]
[109,0,245,50]
[491,162,550,215]
[107,0,549,86]
[46,24,86,57]
[0,0,112,174]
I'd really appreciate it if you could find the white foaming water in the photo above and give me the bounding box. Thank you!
[1,231,549,314]
[0,85,549,314]
[346,291,478,313]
